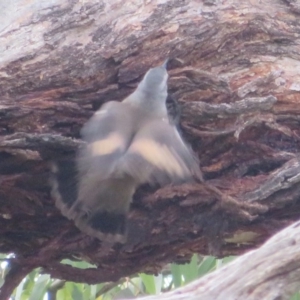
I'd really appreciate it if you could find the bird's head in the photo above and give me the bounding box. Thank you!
[124,59,170,116]
[137,59,169,102]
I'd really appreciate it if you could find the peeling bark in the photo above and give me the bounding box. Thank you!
[1,0,300,297]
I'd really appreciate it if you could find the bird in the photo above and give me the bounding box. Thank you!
[51,60,202,243]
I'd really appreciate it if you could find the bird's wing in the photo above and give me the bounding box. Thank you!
[120,120,202,186]
[77,101,134,182]
[52,102,135,238]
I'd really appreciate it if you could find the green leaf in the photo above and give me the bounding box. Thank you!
[198,256,217,277]
[82,283,91,299]
[72,284,84,300]
[19,269,38,299]
[114,288,135,299]
[61,259,96,269]
[171,264,182,287]
[181,254,199,284]
[139,274,157,294]
[290,292,300,300]
[128,277,143,295]
[57,282,73,300]
[221,256,236,265]
[28,269,38,281]
[90,284,97,298]
[14,278,26,300]
[28,274,50,300]
[105,286,122,300]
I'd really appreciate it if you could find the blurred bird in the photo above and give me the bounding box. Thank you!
[51,60,202,243]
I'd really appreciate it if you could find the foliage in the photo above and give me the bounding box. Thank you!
[0,253,299,299]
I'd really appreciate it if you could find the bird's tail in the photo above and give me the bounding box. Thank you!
[50,160,134,243]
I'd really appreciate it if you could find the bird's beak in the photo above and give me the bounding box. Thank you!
[161,58,169,69]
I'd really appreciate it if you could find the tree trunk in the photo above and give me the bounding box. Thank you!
[1,0,300,297]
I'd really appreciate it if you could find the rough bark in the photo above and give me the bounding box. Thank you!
[1,0,300,297]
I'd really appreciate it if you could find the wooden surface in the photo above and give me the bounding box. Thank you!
[1,0,300,297]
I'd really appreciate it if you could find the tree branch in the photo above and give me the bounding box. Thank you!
[141,220,300,300]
